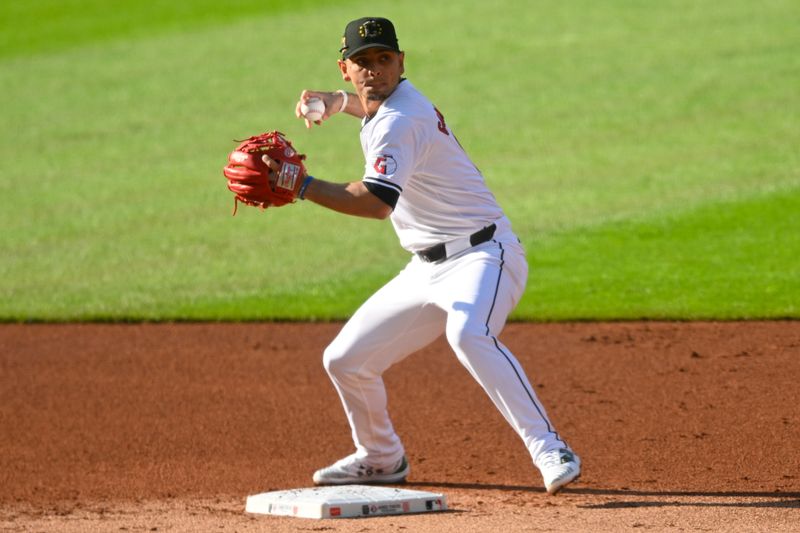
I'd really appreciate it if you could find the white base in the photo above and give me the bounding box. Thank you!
[245,485,447,519]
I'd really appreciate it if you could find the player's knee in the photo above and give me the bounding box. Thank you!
[322,344,346,376]
[445,321,485,359]
[322,341,362,378]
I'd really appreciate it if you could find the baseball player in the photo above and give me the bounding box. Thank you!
[282,17,581,494]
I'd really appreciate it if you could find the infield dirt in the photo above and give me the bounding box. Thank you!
[1,322,798,531]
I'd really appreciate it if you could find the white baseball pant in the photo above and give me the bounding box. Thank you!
[322,222,566,469]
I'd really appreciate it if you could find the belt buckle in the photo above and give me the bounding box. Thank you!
[419,243,445,263]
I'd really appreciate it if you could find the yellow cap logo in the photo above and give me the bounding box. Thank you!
[359,20,383,38]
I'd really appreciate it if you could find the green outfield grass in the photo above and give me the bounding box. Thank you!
[0,0,798,321]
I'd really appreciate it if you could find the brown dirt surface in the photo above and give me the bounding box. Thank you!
[1,321,799,532]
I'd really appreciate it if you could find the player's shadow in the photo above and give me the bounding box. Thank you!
[407,481,800,509]
[576,499,800,509]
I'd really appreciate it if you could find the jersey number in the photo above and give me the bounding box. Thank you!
[434,106,481,174]
[434,107,449,136]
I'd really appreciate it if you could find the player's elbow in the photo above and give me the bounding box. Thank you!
[358,193,393,219]
[370,203,393,220]
[358,182,396,219]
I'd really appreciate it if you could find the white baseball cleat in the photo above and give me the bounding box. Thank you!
[312,453,410,485]
[537,448,581,495]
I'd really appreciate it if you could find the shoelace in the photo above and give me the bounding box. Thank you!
[539,450,570,469]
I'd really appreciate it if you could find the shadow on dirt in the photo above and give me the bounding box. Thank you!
[408,481,800,508]
[577,499,800,509]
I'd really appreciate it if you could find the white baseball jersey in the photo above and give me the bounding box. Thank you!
[360,80,504,252]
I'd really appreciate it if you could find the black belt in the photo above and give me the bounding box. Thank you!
[417,223,497,263]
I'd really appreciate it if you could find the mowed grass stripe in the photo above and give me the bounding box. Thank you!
[520,186,800,320]
[0,0,341,58]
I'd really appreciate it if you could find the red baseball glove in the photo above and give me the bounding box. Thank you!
[223,131,307,213]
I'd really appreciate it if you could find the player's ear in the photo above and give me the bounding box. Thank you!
[338,59,351,82]
[398,52,405,76]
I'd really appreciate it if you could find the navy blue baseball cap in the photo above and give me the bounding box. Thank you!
[340,17,400,59]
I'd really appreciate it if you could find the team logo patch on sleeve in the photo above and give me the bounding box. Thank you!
[372,154,397,175]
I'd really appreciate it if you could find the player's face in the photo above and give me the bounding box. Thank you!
[339,48,405,109]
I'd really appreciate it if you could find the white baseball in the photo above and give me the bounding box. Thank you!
[300,97,325,122]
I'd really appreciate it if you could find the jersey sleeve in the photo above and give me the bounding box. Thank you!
[362,113,418,208]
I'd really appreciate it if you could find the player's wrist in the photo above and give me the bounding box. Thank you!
[335,90,349,114]
[298,175,315,200]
